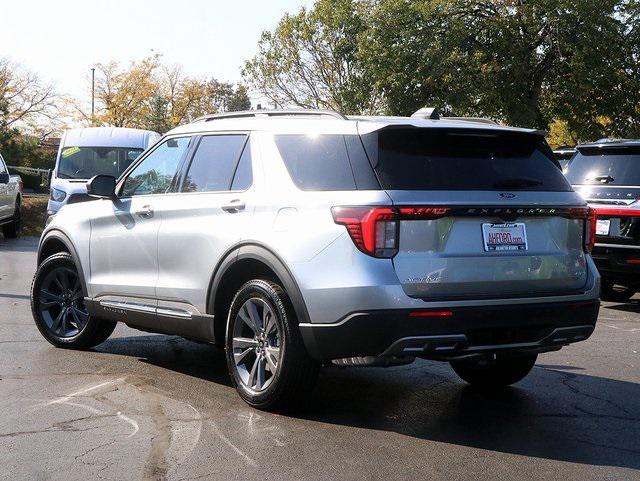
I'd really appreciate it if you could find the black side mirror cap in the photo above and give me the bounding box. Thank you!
[0,172,9,184]
[87,175,117,198]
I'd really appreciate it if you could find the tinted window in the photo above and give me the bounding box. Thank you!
[182,135,247,192]
[121,137,191,197]
[231,143,253,191]
[372,129,570,191]
[565,147,640,185]
[275,135,356,191]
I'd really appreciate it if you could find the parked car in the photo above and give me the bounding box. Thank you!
[553,146,576,170]
[566,139,640,301]
[48,127,160,215]
[0,153,23,238]
[31,109,600,410]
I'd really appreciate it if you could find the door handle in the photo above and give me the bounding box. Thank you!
[134,205,154,218]
[222,199,246,213]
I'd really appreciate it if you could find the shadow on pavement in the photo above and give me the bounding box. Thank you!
[97,334,640,471]
[0,236,39,253]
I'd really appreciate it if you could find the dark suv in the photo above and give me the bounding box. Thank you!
[566,140,640,301]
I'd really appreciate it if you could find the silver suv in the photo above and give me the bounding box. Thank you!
[30,109,600,410]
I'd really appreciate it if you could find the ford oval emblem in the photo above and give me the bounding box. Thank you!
[499,192,516,199]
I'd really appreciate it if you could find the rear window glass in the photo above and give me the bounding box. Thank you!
[565,147,640,186]
[275,135,356,191]
[371,128,571,191]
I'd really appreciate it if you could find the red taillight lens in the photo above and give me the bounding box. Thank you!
[569,207,596,253]
[331,206,398,257]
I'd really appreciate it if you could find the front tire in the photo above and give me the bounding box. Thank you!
[31,253,116,349]
[225,279,319,411]
[450,353,537,387]
[2,199,21,238]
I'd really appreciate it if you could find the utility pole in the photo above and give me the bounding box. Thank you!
[91,67,95,125]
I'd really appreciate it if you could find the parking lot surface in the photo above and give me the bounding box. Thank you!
[0,236,639,481]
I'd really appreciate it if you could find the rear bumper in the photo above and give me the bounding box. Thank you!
[592,245,640,286]
[299,300,599,361]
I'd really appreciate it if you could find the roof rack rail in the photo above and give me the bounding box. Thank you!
[192,109,347,123]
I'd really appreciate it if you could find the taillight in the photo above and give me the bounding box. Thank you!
[331,205,451,258]
[331,206,399,258]
[570,207,596,253]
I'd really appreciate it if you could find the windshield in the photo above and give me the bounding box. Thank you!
[565,147,640,185]
[370,128,570,191]
[57,146,144,179]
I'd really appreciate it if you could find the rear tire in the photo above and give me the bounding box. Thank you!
[601,279,636,302]
[450,353,537,387]
[225,279,319,411]
[31,253,116,349]
[2,199,21,238]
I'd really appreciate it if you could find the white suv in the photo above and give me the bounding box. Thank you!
[30,110,600,410]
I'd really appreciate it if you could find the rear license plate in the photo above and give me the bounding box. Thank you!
[596,219,610,236]
[482,223,528,251]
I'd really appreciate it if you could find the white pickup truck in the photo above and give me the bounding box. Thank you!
[0,153,23,238]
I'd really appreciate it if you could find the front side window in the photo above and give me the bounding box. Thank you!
[182,135,247,193]
[121,137,191,197]
[58,146,144,180]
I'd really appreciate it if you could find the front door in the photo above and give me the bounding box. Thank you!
[88,136,193,308]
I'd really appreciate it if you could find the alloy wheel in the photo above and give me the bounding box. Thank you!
[231,298,282,392]
[38,266,88,337]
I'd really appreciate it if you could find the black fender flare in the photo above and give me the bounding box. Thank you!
[207,242,311,326]
[38,229,88,295]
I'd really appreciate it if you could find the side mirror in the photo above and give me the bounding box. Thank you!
[0,172,8,184]
[87,175,116,199]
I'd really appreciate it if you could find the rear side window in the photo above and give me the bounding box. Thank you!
[275,135,356,191]
[183,135,247,192]
[370,128,571,191]
[565,147,640,185]
[231,143,253,191]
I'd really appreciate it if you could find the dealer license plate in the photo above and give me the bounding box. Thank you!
[482,223,528,252]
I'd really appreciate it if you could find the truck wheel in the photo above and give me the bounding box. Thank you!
[450,353,537,387]
[31,253,116,349]
[601,280,636,302]
[225,279,319,411]
[2,199,21,238]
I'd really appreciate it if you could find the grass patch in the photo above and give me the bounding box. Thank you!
[21,196,48,237]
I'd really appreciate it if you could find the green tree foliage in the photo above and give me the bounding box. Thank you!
[226,85,252,112]
[245,0,640,141]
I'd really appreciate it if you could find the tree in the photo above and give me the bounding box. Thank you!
[0,57,57,132]
[226,84,251,112]
[243,0,381,114]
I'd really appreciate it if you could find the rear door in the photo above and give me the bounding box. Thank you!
[364,127,589,300]
[155,133,254,314]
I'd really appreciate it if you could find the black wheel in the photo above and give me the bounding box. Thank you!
[450,353,537,387]
[30,253,116,349]
[601,279,636,302]
[2,199,21,238]
[225,279,319,411]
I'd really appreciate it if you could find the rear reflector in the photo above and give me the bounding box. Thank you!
[625,259,640,264]
[409,310,453,318]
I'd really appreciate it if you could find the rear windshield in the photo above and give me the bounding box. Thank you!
[370,128,571,191]
[565,147,640,186]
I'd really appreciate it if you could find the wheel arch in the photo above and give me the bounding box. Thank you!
[207,243,310,346]
[38,230,88,294]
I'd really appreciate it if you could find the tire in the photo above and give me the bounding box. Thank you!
[450,353,537,387]
[225,279,319,411]
[30,253,116,349]
[2,199,21,238]
[601,279,636,303]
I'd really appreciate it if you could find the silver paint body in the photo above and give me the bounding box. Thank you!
[0,153,21,222]
[40,116,600,328]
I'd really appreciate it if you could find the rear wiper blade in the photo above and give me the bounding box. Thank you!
[587,175,615,184]
[493,178,543,189]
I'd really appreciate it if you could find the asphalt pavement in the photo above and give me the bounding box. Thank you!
[0,236,639,481]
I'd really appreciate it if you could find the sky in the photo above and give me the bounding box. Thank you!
[1,0,315,105]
